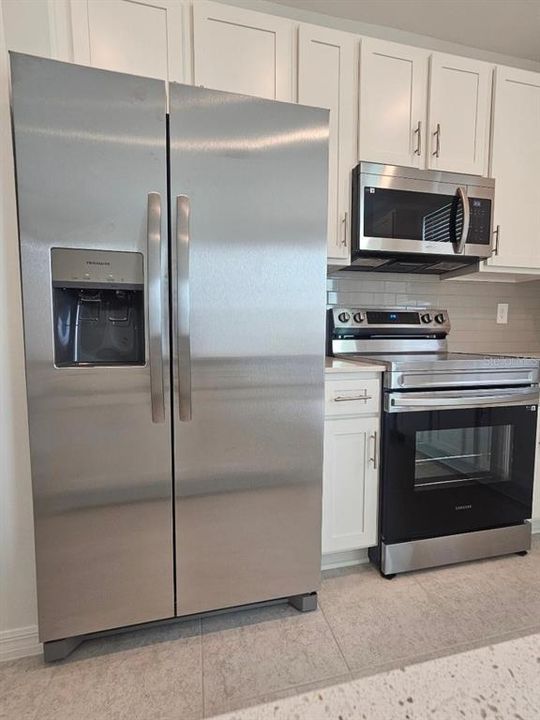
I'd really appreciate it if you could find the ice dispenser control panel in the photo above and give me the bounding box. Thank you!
[51,248,145,367]
[51,247,144,288]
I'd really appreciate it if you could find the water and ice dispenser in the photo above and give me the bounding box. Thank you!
[51,248,145,367]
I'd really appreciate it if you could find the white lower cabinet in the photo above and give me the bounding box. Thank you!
[322,372,381,556]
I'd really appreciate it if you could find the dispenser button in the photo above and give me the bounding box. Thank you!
[83,272,91,279]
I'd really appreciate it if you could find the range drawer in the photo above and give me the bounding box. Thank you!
[325,377,380,416]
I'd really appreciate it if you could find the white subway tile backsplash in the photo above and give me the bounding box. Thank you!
[327,272,540,353]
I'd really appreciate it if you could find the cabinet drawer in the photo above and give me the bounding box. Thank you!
[325,378,380,416]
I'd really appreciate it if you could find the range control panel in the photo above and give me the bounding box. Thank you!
[331,307,450,333]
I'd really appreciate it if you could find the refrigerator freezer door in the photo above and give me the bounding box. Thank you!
[169,84,329,615]
[11,54,174,642]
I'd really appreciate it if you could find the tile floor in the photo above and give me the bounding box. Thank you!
[2,536,540,720]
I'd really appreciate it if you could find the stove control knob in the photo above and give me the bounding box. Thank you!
[337,312,350,323]
[353,312,365,323]
[421,313,432,323]
[434,313,445,324]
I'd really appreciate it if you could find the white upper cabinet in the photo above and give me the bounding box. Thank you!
[70,0,187,81]
[359,38,428,168]
[427,54,492,175]
[192,0,293,101]
[298,25,357,264]
[359,39,492,177]
[485,66,540,270]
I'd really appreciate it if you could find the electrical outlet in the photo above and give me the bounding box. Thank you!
[497,303,509,324]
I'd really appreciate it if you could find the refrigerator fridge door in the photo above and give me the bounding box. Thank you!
[169,84,329,615]
[11,54,174,642]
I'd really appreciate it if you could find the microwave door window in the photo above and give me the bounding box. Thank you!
[423,195,463,245]
[364,187,461,246]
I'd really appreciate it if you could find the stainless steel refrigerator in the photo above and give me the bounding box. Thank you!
[10,53,328,660]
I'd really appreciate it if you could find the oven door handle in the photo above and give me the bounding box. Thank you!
[386,388,539,413]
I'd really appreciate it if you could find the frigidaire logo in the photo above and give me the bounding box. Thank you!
[86,260,110,266]
[455,504,472,511]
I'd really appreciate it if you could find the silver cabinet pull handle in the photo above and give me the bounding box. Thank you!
[455,186,470,254]
[147,192,165,424]
[341,211,348,247]
[432,123,440,157]
[493,225,500,255]
[369,431,378,469]
[334,394,372,402]
[414,120,422,156]
[176,195,192,422]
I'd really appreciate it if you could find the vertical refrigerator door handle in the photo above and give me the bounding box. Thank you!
[176,194,192,422]
[147,192,166,423]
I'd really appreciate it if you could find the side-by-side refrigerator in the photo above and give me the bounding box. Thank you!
[10,53,328,660]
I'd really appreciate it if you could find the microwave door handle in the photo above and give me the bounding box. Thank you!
[147,192,166,423]
[455,186,470,254]
[176,194,192,422]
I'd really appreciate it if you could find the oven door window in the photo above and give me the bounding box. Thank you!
[381,405,536,544]
[415,425,513,491]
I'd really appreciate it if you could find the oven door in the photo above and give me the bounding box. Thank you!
[356,169,493,258]
[381,388,538,543]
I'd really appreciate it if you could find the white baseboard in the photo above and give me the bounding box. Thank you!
[531,518,540,534]
[321,548,370,571]
[0,626,41,663]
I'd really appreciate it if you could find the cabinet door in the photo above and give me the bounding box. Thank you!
[487,66,540,269]
[428,53,492,175]
[359,38,428,168]
[71,0,187,81]
[193,0,293,101]
[322,416,379,554]
[298,25,356,264]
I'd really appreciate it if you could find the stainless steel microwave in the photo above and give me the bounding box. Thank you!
[350,163,495,274]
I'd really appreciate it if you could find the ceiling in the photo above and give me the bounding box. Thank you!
[269,0,540,62]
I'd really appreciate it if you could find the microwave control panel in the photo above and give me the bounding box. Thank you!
[468,198,492,245]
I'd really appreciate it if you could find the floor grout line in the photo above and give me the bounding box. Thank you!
[199,617,206,720]
[317,597,353,674]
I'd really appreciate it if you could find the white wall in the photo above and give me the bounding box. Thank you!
[0,5,39,657]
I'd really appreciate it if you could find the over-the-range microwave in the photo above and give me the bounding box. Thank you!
[350,162,495,275]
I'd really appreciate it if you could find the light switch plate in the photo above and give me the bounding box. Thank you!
[497,303,509,324]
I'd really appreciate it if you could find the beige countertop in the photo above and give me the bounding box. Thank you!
[325,357,385,374]
[488,351,540,359]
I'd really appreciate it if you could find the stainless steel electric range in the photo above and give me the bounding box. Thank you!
[328,307,540,577]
